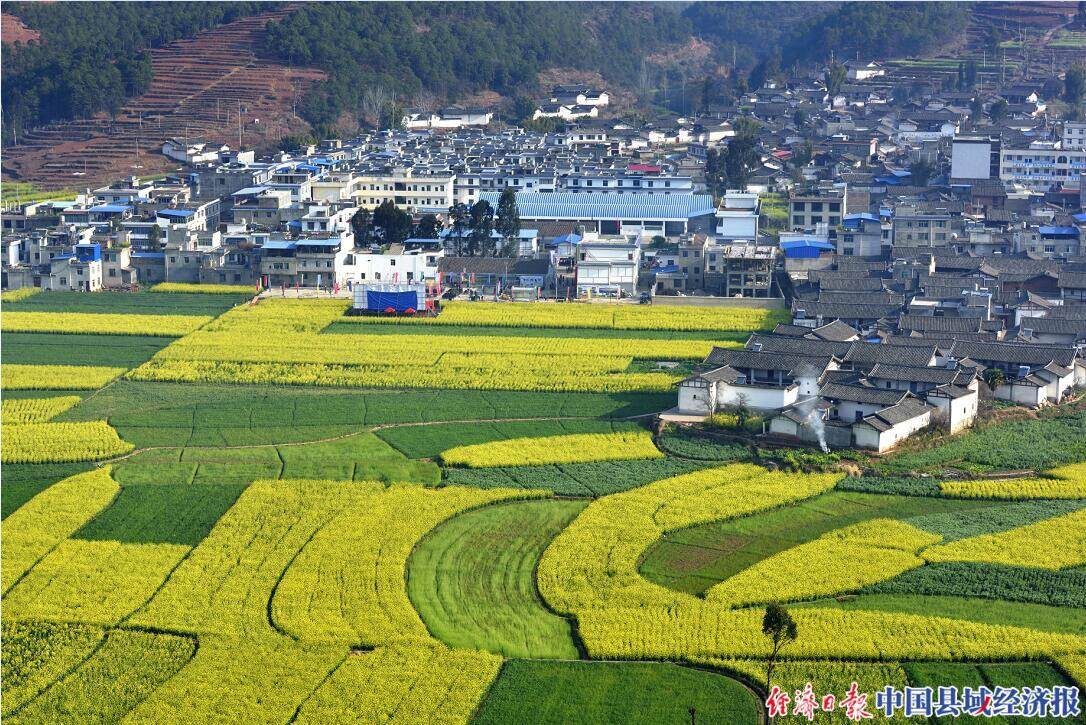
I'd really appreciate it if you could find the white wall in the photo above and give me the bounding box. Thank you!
[951,140,992,180]
[716,382,799,411]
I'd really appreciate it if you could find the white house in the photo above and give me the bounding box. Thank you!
[715,190,760,240]
[852,398,934,452]
[576,240,640,297]
[341,245,443,286]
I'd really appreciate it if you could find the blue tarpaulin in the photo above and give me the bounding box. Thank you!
[366,290,420,312]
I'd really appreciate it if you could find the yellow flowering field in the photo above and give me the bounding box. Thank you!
[1,395,81,424]
[2,421,133,463]
[923,508,1086,570]
[2,468,119,591]
[150,282,256,294]
[3,540,189,626]
[2,311,212,337]
[941,476,1086,500]
[538,464,840,613]
[705,519,940,607]
[128,298,738,392]
[0,287,41,302]
[577,605,1086,661]
[341,300,788,332]
[2,364,125,390]
[440,431,663,468]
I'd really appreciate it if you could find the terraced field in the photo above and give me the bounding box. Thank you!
[2,292,1083,722]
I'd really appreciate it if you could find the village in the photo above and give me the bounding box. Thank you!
[4,56,1086,460]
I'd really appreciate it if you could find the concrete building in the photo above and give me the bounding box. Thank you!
[575,240,640,297]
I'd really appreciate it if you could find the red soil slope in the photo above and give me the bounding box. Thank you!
[1,13,40,45]
[2,6,324,189]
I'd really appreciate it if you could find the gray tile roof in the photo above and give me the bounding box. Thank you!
[820,383,908,406]
[948,340,1078,368]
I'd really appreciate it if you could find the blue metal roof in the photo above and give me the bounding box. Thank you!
[88,204,131,213]
[780,240,834,259]
[1073,213,1086,223]
[158,209,194,218]
[130,252,166,259]
[478,192,715,221]
[552,232,583,245]
[654,263,680,274]
[262,240,297,251]
[1039,226,1080,236]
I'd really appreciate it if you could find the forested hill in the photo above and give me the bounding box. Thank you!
[1,2,273,140]
[263,2,691,128]
[265,1,975,130]
[684,2,972,69]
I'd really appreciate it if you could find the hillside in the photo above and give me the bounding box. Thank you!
[1,13,39,44]
[2,6,323,188]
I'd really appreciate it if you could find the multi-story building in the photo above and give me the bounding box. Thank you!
[789,189,846,231]
[715,190,759,240]
[892,206,954,249]
[575,240,640,297]
[703,243,777,298]
[1000,142,1086,192]
[1062,121,1086,150]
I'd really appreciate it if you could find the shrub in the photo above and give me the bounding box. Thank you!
[440,431,663,468]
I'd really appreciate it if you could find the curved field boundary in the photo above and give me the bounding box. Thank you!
[407,498,586,659]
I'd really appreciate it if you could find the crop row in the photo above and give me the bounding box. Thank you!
[1,395,81,424]
[922,508,1086,570]
[150,282,256,295]
[1,620,103,718]
[940,474,1086,500]
[293,642,502,724]
[2,364,126,390]
[863,561,1086,608]
[576,605,1086,661]
[705,519,940,607]
[4,539,189,627]
[132,479,546,644]
[130,359,681,393]
[2,468,119,592]
[443,457,711,497]
[5,629,195,725]
[341,300,788,332]
[537,464,840,613]
[2,311,213,337]
[2,421,134,463]
[440,431,663,468]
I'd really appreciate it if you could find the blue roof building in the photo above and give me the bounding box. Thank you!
[477,191,715,237]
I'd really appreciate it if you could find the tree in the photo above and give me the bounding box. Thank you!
[969,96,985,125]
[722,122,760,192]
[147,223,163,251]
[909,160,934,187]
[414,213,439,239]
[494,189,521,256]
[511,95,536,123]
[467,200,494,256]
[705,148,728,200]
[372,200,411,245]
[964,60,978,89]
[824,61,847,99]
[792,109,808,129]
[762,603,798,722]
[448,202,469,256]
[982,367,1005,391]
[351,208,373,246]
[1066,64,1086,105]
[989,98,1009,123]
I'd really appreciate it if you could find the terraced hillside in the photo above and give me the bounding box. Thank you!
[1,5,323,189]
[0,13,39,45]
